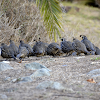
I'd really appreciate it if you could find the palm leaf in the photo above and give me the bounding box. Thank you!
[36,0,63,42]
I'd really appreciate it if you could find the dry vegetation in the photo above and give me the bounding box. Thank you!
[0,0,100,47]
[0,0,50,46]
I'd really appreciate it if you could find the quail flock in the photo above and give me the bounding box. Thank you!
[0,35,100,61]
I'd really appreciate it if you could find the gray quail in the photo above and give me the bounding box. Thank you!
[17,46,29,60]
[95,46,100,55]
[72,38,90,55]
[61,38,74,56]
[33,41,48,57]
[47,42,63,56]
[1,43,16,60]
[19,40,33,56]
[9,40,18,57]
[80,35,96,52]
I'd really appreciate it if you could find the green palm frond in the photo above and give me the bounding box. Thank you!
[36,0,63,42]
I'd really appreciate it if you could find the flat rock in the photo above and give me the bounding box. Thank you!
[36,80,65,90]
[24,62,51,71]
[4,77,11,81]
[0,94,7,100]
[2,61,10,64]
[12,76,33,83]
[91,62,100,64]
[30,68,50,78]
[19,76,33,83]
[87,69,100,77]
[73,56,85,59]
[0,62,13,72]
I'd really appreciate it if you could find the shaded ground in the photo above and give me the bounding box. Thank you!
[0,55,100,100]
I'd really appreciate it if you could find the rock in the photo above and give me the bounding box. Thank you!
[97,82,100,85]
[36,81,65,90]
[0,94,7,100]
[74,56,85,59]
[19,76,33,83]
[24,62,51,71]
[12,76,33,83]
[0,62,13,72]
[91,62,100,64]
[12,78,19,83]
[2,61,10,64]
[30,68,50,78]
[87,69,100,77]
[4,77,11,81]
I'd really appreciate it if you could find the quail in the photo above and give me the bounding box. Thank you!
[1,43,16,60]
[72,38,90,55]
[95,46,100,55]
[9,40,18,57]
[33,41,48,57]
[61,38,74,56]
[80,35,96,52]
[19,40,33,56]
[17,46,29,60]
[47,42,63,56]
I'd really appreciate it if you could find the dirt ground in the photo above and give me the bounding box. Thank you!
[0,55,100,100]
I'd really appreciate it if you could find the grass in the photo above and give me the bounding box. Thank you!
[90,57,100,61]
[59,2,100,47]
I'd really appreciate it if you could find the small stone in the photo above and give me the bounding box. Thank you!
[87,69,100,78]
[0,94,7,99]
[12,79,18,83]
[0,62,13,72]
[2,61,10,64]
[19,76,33,83]
[36,81,65,90]
[97,82,100,85]
[12,76,33,83]
[74,56,85,59]
[30,68,50,78]
[91,62,100,64]
[4,77,11,81]
[24,62,51,71]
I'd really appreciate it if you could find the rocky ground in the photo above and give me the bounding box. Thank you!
[0,55,100,100]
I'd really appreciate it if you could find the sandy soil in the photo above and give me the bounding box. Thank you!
[0,55,100,100]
